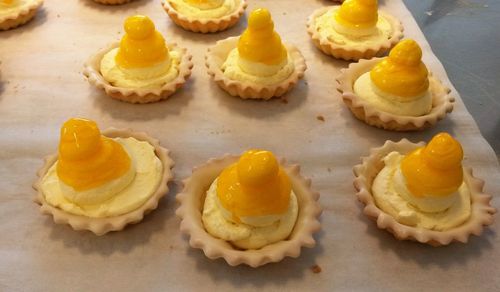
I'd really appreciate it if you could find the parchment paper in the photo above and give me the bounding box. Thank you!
[0,0,499,291]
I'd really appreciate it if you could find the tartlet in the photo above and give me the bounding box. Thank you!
[176,152,322,267]
[162,0,247,33]
[353,137,496,246]
[33,119,175,235]
[83,15,193,104]
[336,40,454,131]
[205,8,307,100]
[307,0,403,61]
[0,0,43,31]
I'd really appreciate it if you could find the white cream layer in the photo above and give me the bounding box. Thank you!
[354,72,432,116]
[314,7,393,47]
[41,137,163,218]
[372,151,471,231]
[202,178,298,249]
[221,48,295,86]
[168,0,238,19]
[100,48,180,89]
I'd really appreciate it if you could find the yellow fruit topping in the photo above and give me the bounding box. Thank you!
[237,8,287,66]
[185,0,223,9]
[335,0,378,29]
[401,133,464,197]
[370,39,429,100]
[56,118,131,191]
[115,15,169,69]
[217,150,291,222]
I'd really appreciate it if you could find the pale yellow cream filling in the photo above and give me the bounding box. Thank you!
[314,7,393,47]
[202,178,298,249]
[221,48,295,86]
[168,0,238,19]
[0,0,32,18]
[100,48,180,89]
[354,72,432,116]
[41,137,163,218]
[372,152,471,231]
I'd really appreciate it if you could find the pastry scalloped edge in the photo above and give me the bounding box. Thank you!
[83,42,193,104]
[32,128,175,236]
[336,58,455,131]
[307,6,404,61]
[353,138,496,246]
[176,154,322,267]
[92,0,132,5]
[0,0,43,31]
[205,37,307,100]
[161,0,247,33]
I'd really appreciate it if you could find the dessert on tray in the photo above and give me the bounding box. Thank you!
[307,0,403,60]
[205,8,307,99]
[176,149,322,267]
[162,0,247,33]
[33,118,174,235]
[83,15,193,103]
[353,133,496,246]
[0,0,43,31]
[337,39,454,131]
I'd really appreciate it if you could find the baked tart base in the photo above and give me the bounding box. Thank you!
[307,6,404,61]
[176,154,322,267]
[336,58,454,131]
[162,0,247,33]
[353,139,496,246]
[205,37,307,100]
[83,42,193,104]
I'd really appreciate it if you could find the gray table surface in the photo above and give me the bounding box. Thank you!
[403,0,500,158]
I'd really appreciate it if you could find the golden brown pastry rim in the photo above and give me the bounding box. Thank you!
[306,6,404,61]
[0,0,43,31]
[205,37,307,100]
[336,57,455,131]
[176,154,322,267]
[353,138,496,246]
[162,0,247,33]
[83,42,193,104]
[33,128,175,236]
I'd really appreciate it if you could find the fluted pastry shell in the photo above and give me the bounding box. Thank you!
[353,138,496,246]
[176,154,322,267]
[0,0,43,31]
[307,6,403,61]
[92,0,132,5]
[33,128,175,236]
[336,58,454,131]
[83,42,193,104]
[205,37,307,100]
[162,0,247,33]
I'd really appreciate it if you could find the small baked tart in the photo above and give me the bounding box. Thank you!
[83,15,193,104]
[307,0,403,61]
[33,118,175,235]
[205,8,307,100]
[177,150,322,267]
[353,134,496,246]
[0,0,43,31]
[91,0,132,5]
[162,0,247,33]
[337,39,454,131]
